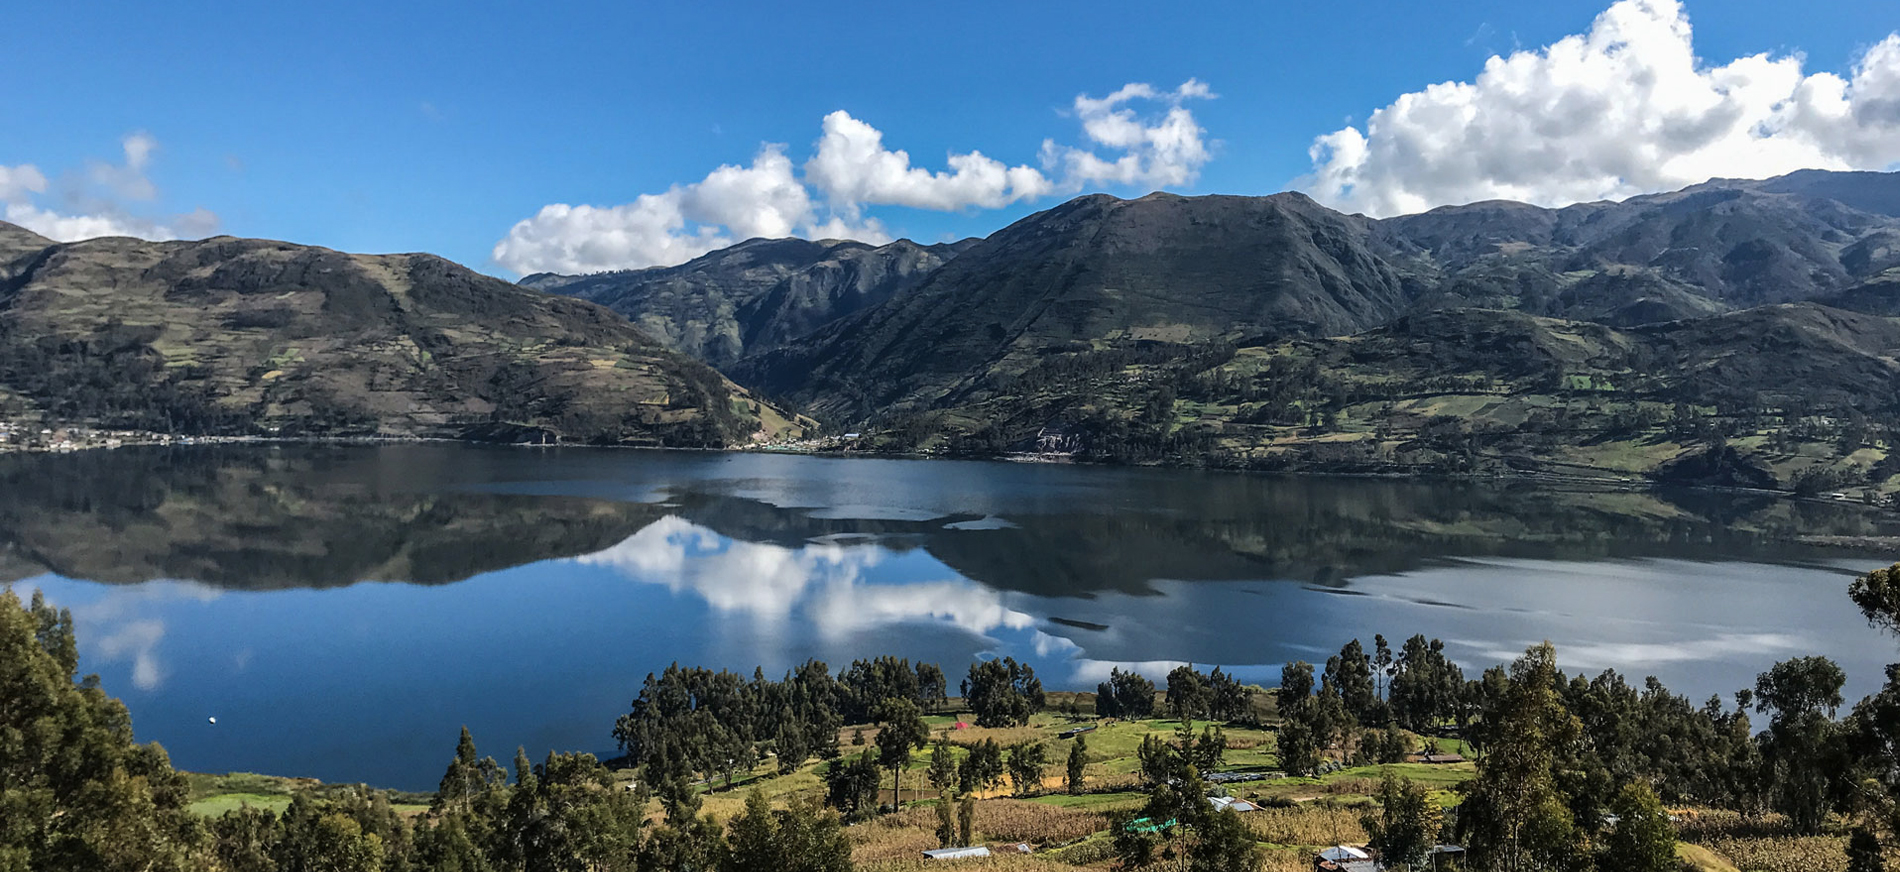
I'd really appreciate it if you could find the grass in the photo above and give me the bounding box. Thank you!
[1243,804,1369,849]
[1677,843,1741,872]
[1026,791,1146,812]
[182,770,432,819]
[1322,762,1475,788]
[1700,836,1846,872]
[188,793,295,816]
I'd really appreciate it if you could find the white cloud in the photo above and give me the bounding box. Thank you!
[805,110,1053,217]
[493,81,1217,275]
[1043,79,1216,189]
[1305,0,1900,216]
[0,164,48,203]
[2,132,218,242]
[492,145,830,276]
[89,132,160,201]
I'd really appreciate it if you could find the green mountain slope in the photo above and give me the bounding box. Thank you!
[732,191,1412,420]
[1377,180,1900,319]
[833,304,1900,496]
[658,171,1900,494]
[0,227,808,446]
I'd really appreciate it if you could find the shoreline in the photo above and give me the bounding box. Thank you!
[4,424,1893,521]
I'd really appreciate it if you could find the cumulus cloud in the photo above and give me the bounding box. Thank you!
[491,146,817,276]
[1042,79,1216,189]
[0,164,48,203]
[1306,0,1900,216]
[805,110,1054,217]
[3,133,219,242]
[493,81,1216,275]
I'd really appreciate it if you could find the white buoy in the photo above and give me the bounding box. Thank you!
[208,717,217,725]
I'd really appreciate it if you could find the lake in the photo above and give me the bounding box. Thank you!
[5,443,1898,791]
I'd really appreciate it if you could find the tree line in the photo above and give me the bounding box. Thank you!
[18,562,1900,870]
[608,656,1034,796]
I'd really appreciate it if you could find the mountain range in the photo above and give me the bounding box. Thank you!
[534,169,1900,493]
[4,168,1899,495]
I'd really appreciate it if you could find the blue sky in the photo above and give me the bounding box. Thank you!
[4,0,1899,276]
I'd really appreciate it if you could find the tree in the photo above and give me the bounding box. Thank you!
[1067,736,1089,795]
[1325,639,1379,722]
[1278,661,1314,714]
[1166,665,1210,721]
[209,806,281,872]
[1755,656,1849,834]
[433,726,507,816]
[1849,827,1883,872]
[1850,563,1900,847]
[957,740,1005,794]
[1006,741,1049,796]
[1602,782,1678,872]
[935,789,958,848]
[724,791,852,872]
[1137,733,1181,786]
[1206,667,1251,722]
[1188,807,1259,872]
[0,588,203,872]
[925,742,959,794]
[638,813,727,872]
[964,658,1044,727]
[1363,774,1442,871]
[1850,562,1900,634]
[502,751,643,872]
[1311,678,1357,756]
[1374,634,1396,702]
[872,698,929,809]
[1457,643,1586,872]
[1190,725,1226,772]
[915,663,948,713]
[1277,718,1321,777]
[1097,667,1158,720]
[1390,635,1463,732]
[840,656,921,723]
[957,794,976,848]
[650,744,704,823]
[275,793,386,872]
[725,791,780,872]
[775,722,810,775]
[822,753,881,823]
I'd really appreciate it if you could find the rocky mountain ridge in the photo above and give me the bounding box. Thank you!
[0,226,808,447]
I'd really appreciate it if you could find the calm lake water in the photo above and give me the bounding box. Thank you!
[5,443,1899,790]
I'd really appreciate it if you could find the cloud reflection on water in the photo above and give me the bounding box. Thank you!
[1457,633,1811,675]
[574,516,1045,646]
[567,517,1891,704]
[14,578,221,691]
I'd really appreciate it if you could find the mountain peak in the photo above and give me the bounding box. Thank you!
[0,221,55,261]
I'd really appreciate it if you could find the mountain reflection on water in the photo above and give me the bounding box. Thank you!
[3,443,1897,790]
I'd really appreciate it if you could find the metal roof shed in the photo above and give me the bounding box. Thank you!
[922,846,993,860]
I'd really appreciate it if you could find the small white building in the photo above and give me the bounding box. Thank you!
[922,846,991,860]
